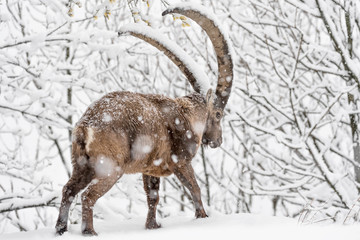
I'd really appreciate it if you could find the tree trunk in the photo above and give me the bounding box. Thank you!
[348,92,360,185]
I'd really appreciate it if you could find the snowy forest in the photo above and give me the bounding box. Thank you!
[1,0,360,235]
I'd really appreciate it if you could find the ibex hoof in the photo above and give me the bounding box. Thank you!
[82,228,98,236]
[55,227,67,236]
[195,210,208,219]
[146,221,161,230]
[55,223,67,236]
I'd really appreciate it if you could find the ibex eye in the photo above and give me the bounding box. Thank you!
[216,112,221,119]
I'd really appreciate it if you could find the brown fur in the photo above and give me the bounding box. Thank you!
[55,91,219,235]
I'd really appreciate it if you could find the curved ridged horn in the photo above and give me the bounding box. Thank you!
[163,4,234,110]
[118,24,210,95]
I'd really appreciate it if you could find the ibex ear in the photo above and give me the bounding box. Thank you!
[206,89,214,108]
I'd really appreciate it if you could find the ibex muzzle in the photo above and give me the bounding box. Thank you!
[55,4,233,236]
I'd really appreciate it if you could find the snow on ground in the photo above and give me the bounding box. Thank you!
[2,212,360,240]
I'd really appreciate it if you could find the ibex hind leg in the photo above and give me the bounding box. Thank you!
[55,165,94,235]
[143,174,161,229]
[81,172,122,236]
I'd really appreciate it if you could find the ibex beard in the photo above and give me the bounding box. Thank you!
[55,5,233,236]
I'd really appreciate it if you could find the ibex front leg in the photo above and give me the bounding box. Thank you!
[174,163,208,218]
[143,174,161,229]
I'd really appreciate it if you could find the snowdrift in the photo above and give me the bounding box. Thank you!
[3,213,360,240]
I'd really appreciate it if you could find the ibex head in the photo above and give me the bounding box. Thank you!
[162,7,233,149]
[202,89,223,148]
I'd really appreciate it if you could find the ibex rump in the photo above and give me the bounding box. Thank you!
[55,4,233,236]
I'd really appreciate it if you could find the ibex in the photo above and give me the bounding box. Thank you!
[55,4,233,236]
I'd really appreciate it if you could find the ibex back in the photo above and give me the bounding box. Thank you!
[56,4,233,236]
